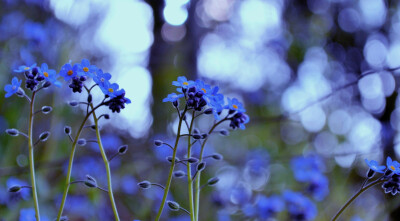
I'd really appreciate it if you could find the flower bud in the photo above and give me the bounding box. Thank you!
[16,88,25,97]
[77,139,86,146]
[64,126,71,135]
[167,201,180,211]
[6,128,19,136]
[154,140,163,147]
[138,180,151,189]
[211,153,223,161]
[69,101,78,107]
[104,114,110,119]
[228,109,236,115]
[367,168,375,178]
[173,100,178,107]
[58,216,69,221]
[166,156,179,163]
[204,108,213,115]
[219,129,229,136]
[118,145,128,155]
[193,128,200,134]
[173,170,186,178]
[43,81,51,88]
[196,162,206,172]
[87,94,92,104]
[201,133,208,139]
[41,106,52,114]
[39,131,50,142]
[8,185,21,193]
[187,157,199,164]
[84,180,97,188]
[207,177,219,186]
[192,134,202,140]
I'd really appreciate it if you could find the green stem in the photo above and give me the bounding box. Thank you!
[28,91,40,221]
[155,108,187,221]
[194,118,227,220]
[187,111,195,221]
[91,104,120,221]
[56,104,102,221]
[331,179,386,221]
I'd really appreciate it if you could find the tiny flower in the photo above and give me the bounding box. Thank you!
[194,80,212,96]
[229,112,250,130]
[39,63,61,87]
[77,59,97,77]
[4,77,22,98]
[59,63,79,81]
[365,159,386,173]
[102,83,119,98]
[172,76,194,89]
[167,201,180,211]
[387,157,400,174]
[163,93,184,103]
[225,98,246,113]
[93,69,111,91]
[207,177,219,186]
[14,63,36,73]
[69,76,86,93]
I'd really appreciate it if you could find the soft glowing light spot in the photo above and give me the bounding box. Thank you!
[108,88,114,93]
[232,104,238,109]
[83,67,89,72]
[391,166,395,170]
[43,72,49,77]
[67,70,73,76]
[24,67,29,70]
[183,81,188,86]
[201,88,207,93]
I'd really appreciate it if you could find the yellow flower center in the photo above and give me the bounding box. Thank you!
[183,82,189,86]
[83,67,89,72]
[24,67,29,70]
[67,70,73,76]
[201,88,206,93]
[391,166,395,171]
[233,104,238,109]
[44,72,49,77]
[108,88,114,93]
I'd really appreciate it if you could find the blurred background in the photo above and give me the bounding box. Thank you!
[1,0,400,220]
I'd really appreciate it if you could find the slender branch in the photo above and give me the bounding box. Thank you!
[180,207,191,215]
[151,183,166,189]
[56,103,104,221]
[28,91,40,221]
[90,102,120,221]
[155,107,187,221]
[19,132,29,139]
[187,110,196,221]
[331,179,386,221]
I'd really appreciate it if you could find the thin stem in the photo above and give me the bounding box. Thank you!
[331,179,386,221]
[155,107,187,221]
[91,104,120,221]
[56,103,103,221]
[187,110,195,221]
[19,132,29,139]
[180,207,191,215]
[28,91,40,221]
[163,142,174,150]
[151,183,166,189]
[194,118,228,220]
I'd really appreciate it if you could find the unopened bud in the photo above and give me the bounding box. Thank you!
[69,101,78,107]
[207,177,219,186]
[211,153,223,161]
[204,108,213,115]
[138,180,151,189]
[43,81,51,88]
[154,140,163,147]
[39,131,50,141]
[87,94,92,104]
[173,170,186,178]
[104,114,110,119]
[64,126,71,135]
[196,162,206,172]
[41,106,52,114]
[167,201,180,211]
[8,185,21,193]
[6,128,19,136]
[118,145,128,155]
[77,139,86,146]
[219,129,229,136]
[187,157,199,164]
[166,156,179,163]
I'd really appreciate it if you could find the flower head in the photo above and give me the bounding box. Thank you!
[40,63,61,87]
[77,59,97,77]
[14,63,36,73]
[283,190,317,221]
[93,69,112,91]
[105,89,131,113]
[172,76,195,89]
[229,112,249,130]
[365,159,386,173]
[225,98,246,113]
[387,157,400,174]
[59,63,79,81]
[4,77,22,98]
[194,80,212,96]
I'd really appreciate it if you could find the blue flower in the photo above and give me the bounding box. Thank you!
[225,98,246,113]
[365,159,386,173]
[172,76,194,89]
[93,69,112,91]
[59,63,79,81]
[163,93,184,103]
[77,59,97,77]
[195,80,212,95]
[103,83,120,98]
[14,63,36,73]
[387,157,400,174]
[307,174,329,201]
[39,63,61,87]
[291,156,325,182]
[256,195,284,219]
[4,77,22,98]
[283,190,317,221]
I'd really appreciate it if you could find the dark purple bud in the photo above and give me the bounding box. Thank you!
[87,94,92,103]
[207,177,219,186]
[154,140,163,147]
[69,101,78,107]
[166,156,179,163]
[211,153,223,161]
[192,134,202,140]
[104,114,110,119]
[64,126,71,135]
[6,128,19,136]
[201,133,208,139]
[187,157,199,164]
[167,201,180,211]
[196,162,206,172]
[118,145,128,155]
[173,170,186,178]
[193,128,200,134]
[173,100,178,107]
[228,109,236,115]
[204,108,213,115]
[84,180,97,188]
[79,76,87,81]
[219,129,229,136]
[39,131,50,141]
[138,180,151,189]
[41,106,52,114]
[43,81,51,88]
[367,168,375,178]
[77,139,86,146]
[8,185,21,193]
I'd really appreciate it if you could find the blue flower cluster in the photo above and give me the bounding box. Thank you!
[4,59,131,113]
[365,157,400,195]
[291,155,329,201]
[163,76,249,129]
[283,190,317,221]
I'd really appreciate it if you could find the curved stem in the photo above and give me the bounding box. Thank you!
[194,118,227,220]
[331,179,386,221]
[155,107,187,221]
[91,104,120,221]
[28,91,40,221]
[187,110,195,221]
[56,104,103,221]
